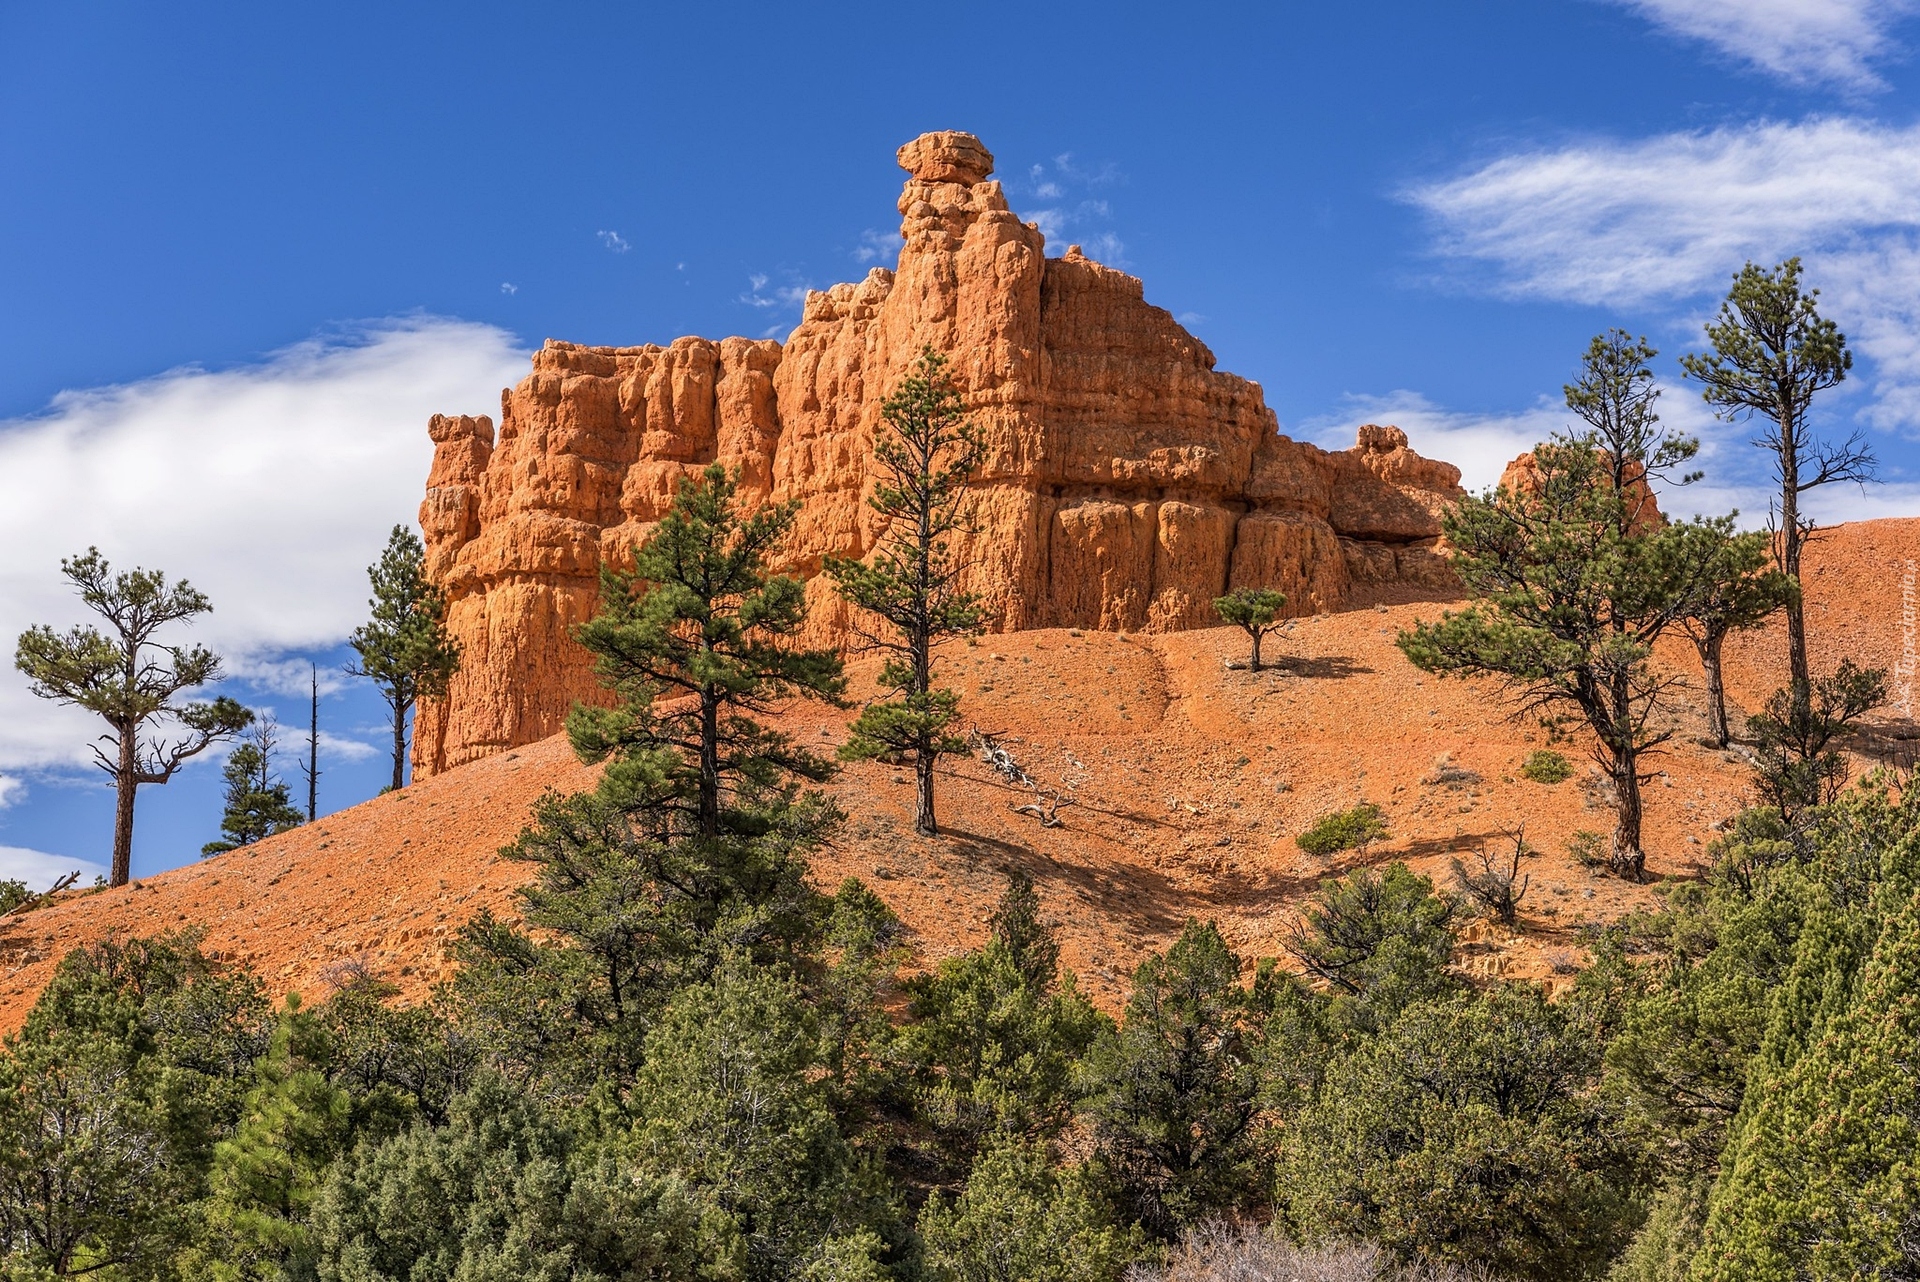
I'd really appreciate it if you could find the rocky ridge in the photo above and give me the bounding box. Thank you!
[413,131,1467,778]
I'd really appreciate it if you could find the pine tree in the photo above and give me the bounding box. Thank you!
[1283,861,1458,1029]
[15,548,252,886]
[1402,335,1723,879]
[1078,920,1270,1238]
[902,873,1110,1165]
[460,465,847,1085]
[1398,333,1727,879]
[202,718,305,856]
[1680,260,1870,732]
[346,525,461,792]
[180,996,349,1281]
[826,347,984,836]
[1212,587,1286,671]
[299,663,320,822]
[1694,879,1920,1279]
[1671,520,1794,748]
[569,463,846,843]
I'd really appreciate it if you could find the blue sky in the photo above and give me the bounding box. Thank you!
[4,0,1919,883]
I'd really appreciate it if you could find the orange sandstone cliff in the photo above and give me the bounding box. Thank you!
[414,132,1466,778]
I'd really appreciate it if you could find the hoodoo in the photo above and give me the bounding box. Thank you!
[413,131,1467,778]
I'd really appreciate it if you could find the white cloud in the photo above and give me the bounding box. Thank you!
[1409,116,1920,434]
[500,282,517,295]
[0,318,528,774]
[1302,390,1575,494]
[317,731,381,764]
[0,845,109,891]
[0,776,21,810]
[738,273,811,312]
[1607,0,1917,91]
[1016,152,1128,265]
[851,228,897,265]
[1302,386,1895,525]
[597,230,630,254]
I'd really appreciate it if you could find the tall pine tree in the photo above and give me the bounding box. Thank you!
[346,526,461,792]
[826,347,983,837]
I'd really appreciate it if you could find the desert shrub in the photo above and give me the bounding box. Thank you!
[918,1137,1142,1282]
[1128,1222,1380,1282]
[0,880,30,916]
[1450,829,1535,925]
[1420,754,1481,788]
[1520,749,1573,785]
[1568,829,1608,870]
[1126,1221,1495,1281]
[1283,863,1457,1029]
[1297,804,1389,858]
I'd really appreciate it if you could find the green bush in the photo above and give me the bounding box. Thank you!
[0,879,30,916]
[1296,803,1389,857]
[1520,749,1573,784]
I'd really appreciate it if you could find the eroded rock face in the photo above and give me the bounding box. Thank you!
[414,132,1466,777]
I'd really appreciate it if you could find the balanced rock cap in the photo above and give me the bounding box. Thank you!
[896,131,994,185]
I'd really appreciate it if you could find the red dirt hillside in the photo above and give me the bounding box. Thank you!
[0,518,1912,1030]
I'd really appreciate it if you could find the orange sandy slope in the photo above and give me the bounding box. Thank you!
[1,518,1912,1030]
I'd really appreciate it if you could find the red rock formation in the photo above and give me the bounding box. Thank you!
[413,132,1466,778]
[1496,448,1665,532]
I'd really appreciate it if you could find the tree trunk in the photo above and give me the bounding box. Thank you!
[1778,414,1811,724]
[1701,630,1730,749]
[111,729,137,888]
[1611,745,1646,882]
[389,700,407,793]
[1250,629,1263,672]
[915,747,937,837]
[699,688,720,838]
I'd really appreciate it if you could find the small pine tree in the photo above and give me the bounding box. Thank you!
[902,873,1110,1165]
[826,347,984,837]
[181,995,349,1281]
[569,463,846,843]
[346,525,461,792]
[1079,920,1270,1238]
[1283,861,1457,1028]
[1212,587,1286,670]
[1747,660,1885,826]
[202,719,304,856]
[1671,519,1794,748]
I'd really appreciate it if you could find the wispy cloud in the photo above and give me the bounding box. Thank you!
[851,228,897,266]
[0,776,21,810]
[1409,116,1920,434]
[0,318,528,774]
[597,230,630,254]
[1016,153,1129,266]
[499,282,517,295]
[738,273,812,312]
[1605,0,1917,91]
[316,731,380,764]
[0,845,109,891]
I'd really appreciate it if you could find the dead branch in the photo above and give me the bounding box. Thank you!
[0,871,82,926]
